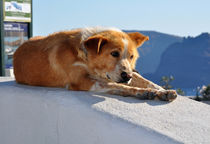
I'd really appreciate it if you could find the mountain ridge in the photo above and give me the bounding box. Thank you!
[124,30,183,74]
[143,32,210,88]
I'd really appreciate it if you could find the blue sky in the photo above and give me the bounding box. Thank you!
[33,0,210,37]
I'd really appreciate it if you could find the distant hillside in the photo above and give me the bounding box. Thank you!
[144,33,210,88]
[124,30,183,74]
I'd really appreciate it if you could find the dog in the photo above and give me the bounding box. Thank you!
[13,27,177,101]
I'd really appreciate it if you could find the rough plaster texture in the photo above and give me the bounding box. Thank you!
[0,77,210,144]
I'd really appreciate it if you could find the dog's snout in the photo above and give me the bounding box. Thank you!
[121,72,128,79]
[121,71,131,82]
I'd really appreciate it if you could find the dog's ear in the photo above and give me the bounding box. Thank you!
[128,32,149,47]
[84,35,108,54]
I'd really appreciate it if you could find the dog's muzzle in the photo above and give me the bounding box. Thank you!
[119,71,132,83]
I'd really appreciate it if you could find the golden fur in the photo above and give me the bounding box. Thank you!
[14,27,177,101]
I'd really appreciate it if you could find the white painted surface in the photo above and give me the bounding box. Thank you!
[5,68,14,77]
[0,77,210,144]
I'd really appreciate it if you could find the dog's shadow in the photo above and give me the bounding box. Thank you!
[0,80,170,106]
[91,92,170,106]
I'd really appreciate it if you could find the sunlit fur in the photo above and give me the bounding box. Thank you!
[14,27,149,91]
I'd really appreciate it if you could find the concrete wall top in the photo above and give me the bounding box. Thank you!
[0,77,210,144]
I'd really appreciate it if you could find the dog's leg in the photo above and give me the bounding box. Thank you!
[129,72,164,90]
[97,82,177,101]
[125,72,177,101]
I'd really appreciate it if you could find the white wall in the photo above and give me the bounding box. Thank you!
[0,77,210,144]
[5,68,14,77]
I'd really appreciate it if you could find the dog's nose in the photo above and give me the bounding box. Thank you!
[121,72,131,82]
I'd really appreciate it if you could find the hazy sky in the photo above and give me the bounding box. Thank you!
[33,0,210,37]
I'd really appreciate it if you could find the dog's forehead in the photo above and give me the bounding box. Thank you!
[104,31,132,49]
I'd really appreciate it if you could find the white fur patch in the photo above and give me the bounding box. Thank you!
[81,26,122,41]
[121,38,132,72]
[122,38,128,58]
[48,46,66,76]
[72,62,88,69]
[90,82,110,93]
[65,84,70,89]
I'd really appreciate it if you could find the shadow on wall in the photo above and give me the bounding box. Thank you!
[1,80,172,107]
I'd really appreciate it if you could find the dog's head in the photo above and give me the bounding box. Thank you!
[84,30,148,83]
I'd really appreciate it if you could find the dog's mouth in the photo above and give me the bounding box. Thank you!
[118,80,128,83]
[106,74,111,80]
[118,79,132,84]
[106,73,131,84]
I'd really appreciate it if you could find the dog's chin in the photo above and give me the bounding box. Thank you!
[106,74,122,83]
[106,74,117,82]
[106,74,111,80]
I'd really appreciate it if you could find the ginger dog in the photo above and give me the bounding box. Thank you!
[13,27,177,101]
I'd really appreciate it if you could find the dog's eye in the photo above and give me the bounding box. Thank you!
[130,55,134,59]
[111,51,120,58]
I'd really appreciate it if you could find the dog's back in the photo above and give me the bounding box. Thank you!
[13,30,81,87]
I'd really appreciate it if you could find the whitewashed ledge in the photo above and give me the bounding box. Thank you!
[0,77,210,144]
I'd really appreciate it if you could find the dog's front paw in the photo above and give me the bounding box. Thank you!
[135,88,177,101]
[156,90,177,101]
[136,89,158,100]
